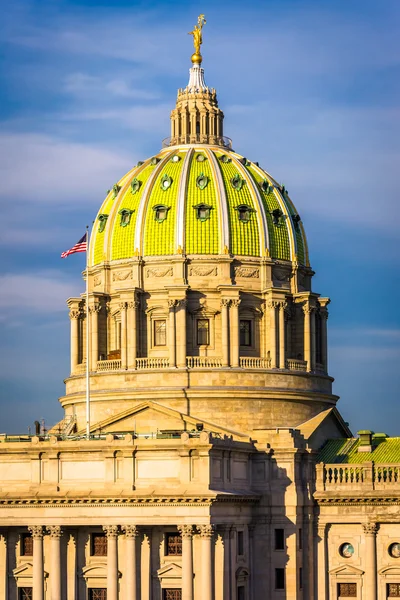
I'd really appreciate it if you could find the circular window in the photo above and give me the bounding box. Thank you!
[389,543,400,558]
[339,543,354,558]
[171,155,180,162]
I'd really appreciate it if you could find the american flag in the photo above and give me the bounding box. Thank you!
[61,233,87,258]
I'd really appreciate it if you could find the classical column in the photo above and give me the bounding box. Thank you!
[47,526,62,600]
[122,525,138,600]
[90,302,101,371]
[168,300,177,368]
[127,301,139,369]
[278,302,287,369]
[310,306,316,372]
[0,530,7,600]
[220,299,230,367]
[178,525,194,600]
[302,303,312,372]
[29,526,44,600]
[268,301,278,369]
[230,299,240,368]
[320,306,329,373]
[316,524,327,600]
[198,525,214,600]
[176,299,187,368]
[363,523,378,600]
[120,302,127,370]
[69,309,80,373]
[103,525,119,600]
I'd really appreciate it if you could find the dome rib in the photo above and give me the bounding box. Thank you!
[175,148,194,253]
[205,148,230,253]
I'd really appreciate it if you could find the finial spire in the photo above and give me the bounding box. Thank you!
[188,14,206,65]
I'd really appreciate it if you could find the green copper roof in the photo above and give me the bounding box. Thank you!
[89,145,308,266]
[318,436,400,464]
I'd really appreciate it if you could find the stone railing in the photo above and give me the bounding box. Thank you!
[240,357,271,369]
[97,359,122,372]
[136,357,170,369]
[316,463,400,492]
[162,135,233,149]
[186,356,223,368]
[286,358,307,371]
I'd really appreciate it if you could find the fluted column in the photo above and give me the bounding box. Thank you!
[220,299,230,367]
[268,301,278,369]
[320,305,329,373]
[122,525,138,600]
[29,526,44,600]
[178,525,194,600]
[302,303,312,372]
[90,302,101,371]
[47,526,62,600]
[230,299,240,368]
[363,523,378,600]
[176,299,187,368]
[103,525,119,600]
[198,525,214,600]
[278,302,287,369]
[120,302,127,370]
[69,309,80,374]
[127,301,139,369]
[316,524,327,600]
[168,300,177,368]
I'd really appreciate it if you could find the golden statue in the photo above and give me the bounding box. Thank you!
[188,14,206,64]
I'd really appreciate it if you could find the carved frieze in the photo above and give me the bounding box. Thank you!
[112,270,133,282]
[234,266,259,279]
[146,267,173,278]
[189,266,218,277]
[93,275,102,287]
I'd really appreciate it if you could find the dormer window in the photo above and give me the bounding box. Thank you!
[130,178,141,194]
[98,214,109,233]
[235,204,254,223]
[118,208,134,227]
[160,173,173,191]
[271,208,283,226]
[193,203,212,222]
[231,173,245,191]
[153,204,170,223]
[196,172,209,190]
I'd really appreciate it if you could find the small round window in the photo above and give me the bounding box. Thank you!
[389,543,400,558]
[339,543,354,558]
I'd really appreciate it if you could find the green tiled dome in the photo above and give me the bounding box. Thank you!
[89,145,309,267]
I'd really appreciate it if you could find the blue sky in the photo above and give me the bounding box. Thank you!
[0,0,399,434]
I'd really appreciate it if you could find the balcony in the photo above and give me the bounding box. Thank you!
[316,463,400,492]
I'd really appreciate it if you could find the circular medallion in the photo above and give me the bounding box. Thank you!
[339,543,354,558]
[389,543,400,558]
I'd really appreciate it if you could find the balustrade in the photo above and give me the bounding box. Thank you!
[286,358,307,371]
[97,359,122,372]
[316,463,400,491]
[186,356,223,368]
[240,357,271,369]
[136,357,170,369]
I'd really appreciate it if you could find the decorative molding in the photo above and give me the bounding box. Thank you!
[121,525,139,538]
[28,525,43,539]
[103,525,119,539]
[177,524,194,538]
[93,275,102,287]
[46,525,62,539]
[112,270,133,282]
[146,267,173,278]
[234,266,259,279]
[189,266,217,277]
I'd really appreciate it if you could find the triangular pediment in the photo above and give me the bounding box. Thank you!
[330,564,364,576]
[157,562,182,578]
[14,562,49,578]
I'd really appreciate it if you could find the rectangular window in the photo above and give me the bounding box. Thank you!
[275,568,285,590]
[298,528,302,550]
[299,567,303,590]
[237,586,245,600]
[19,589,33,600]
[163,589,182,600]
[274,528,285,550]
[21,534,33,556]
[388,584,400,597]
[165,533,182,556]
[91,533,107,556]
[89,590,107,600]
[240,320,251,346]
[237,531,244,556]
[196,319,210,345]
[338,583,357,597]
[154,320,167,346]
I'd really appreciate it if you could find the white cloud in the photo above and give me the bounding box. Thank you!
[64,73,158,101]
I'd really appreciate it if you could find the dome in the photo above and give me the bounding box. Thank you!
[89,145,309,267]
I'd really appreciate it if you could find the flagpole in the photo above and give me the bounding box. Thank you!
[85,225,90,440]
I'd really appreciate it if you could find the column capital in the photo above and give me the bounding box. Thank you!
[28,525,44,539]
[121,525,139,538]
[88,303,101,314]
[230,298,241,308]
[177,298,187,308]
[119,301,127,311]
[103,525,119,539]
[197,525,214,538]
[278,301,288,311]
[320,308,329,320]
[69,309,81,320]
[220,298,230,308]
[362,522,379,535]
[302,303,315,315]
[317,523,326,538]
[127,301,140,310]
[46,525,62,539]
[177,524,194,538]
[168,299,178,308]
[267,300,280,310]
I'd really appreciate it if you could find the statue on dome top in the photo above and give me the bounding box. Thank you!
[188,14,206,63]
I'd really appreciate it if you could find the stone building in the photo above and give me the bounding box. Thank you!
[0,22,399,600]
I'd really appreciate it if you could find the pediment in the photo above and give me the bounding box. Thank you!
[330,565,364,576]
[14,562,49,578]
[379,566,400,576]
[82,563,116,579]
[157,562,182,578]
